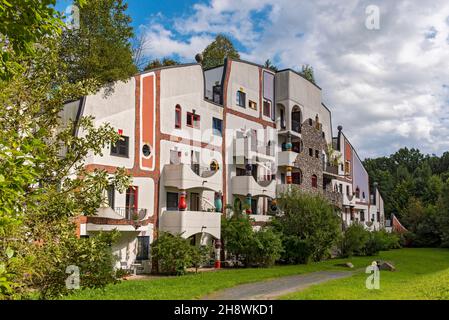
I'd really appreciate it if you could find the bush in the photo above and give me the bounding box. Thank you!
[190,245,212,272]
[151,232,193,275]
[32,230,119,299]
[340,223,370,257]
[273,189,341,264]
[340,225,401,257]
[221,213,283,267]
[247,228,283,267]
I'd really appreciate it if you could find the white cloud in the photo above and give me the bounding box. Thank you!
[139,0,449,158]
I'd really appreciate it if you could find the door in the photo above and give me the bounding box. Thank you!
[136,236,150,261]
[190,193,200,211]
[251,198,258,215]
[125,186,138,219]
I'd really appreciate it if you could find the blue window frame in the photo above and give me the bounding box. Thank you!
[212,117,223,136]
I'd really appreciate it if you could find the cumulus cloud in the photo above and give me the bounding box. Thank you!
[139,0,449,158]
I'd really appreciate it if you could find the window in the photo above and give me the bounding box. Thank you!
[292,108,302,133]
[311,175,318,188]
[142,144,151,157]
[280,108,286,129]
[339,184,343,193]
[212,85,222,103]
[190,193,200,211]
[292,141,303,153]
[346,185,350,195]
[309,118,313,126]
[236,167,246,176]
[377,211,380,222]
[360,210,365,222]
[263,100,271,117]
[315,150,319,158]
[236,90,246,107]
[345,161,350,174]
[249,100,257,110]
[187,112,200,128]
[107,185,115,208]
[125,186,138,219]
[309,148,313,157]
[175,105,181,128]
[292,171,302,185]
[362,192,366,200]
[111,136,129,157]
[355,187,360,198]
[251,198,258,215]
[166,192,179,211]
[136,236,150,261]
[212,117,223,136]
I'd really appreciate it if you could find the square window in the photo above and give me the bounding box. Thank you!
[236,90,246,108]
[187,112,200,128]
[309,148,313,157]
[249,100,257,110]
[167,192,179,211]
[212,117,223,136]
[111,136,129,157]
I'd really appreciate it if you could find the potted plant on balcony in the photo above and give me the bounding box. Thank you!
[132,211,141,229]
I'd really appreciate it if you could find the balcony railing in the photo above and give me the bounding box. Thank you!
[114,207,147,221]
[323,162,339,175]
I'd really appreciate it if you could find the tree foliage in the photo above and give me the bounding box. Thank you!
[300,64,315,84]
[60,0,137,87]
[364,147,449,247]
[144,57,179,71]
[201,34,240,69]
[272,189,341,264]
[0,0,66,79]
[0,34,131,300]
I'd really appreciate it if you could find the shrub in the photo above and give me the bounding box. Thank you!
[273,189,341,264]
[151,232,193,275]
[32,230,119,299]
[190,245,212,272]
[221,212,283,267]
[247,228,283,267]
[340,223,370,257]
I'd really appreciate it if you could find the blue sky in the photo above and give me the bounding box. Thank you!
[55,1,449,159]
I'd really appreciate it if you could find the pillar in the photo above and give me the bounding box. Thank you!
[214,239,222,269]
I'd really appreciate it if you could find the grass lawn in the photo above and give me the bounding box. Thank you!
[65,248,449,300]
[281,248,449,300]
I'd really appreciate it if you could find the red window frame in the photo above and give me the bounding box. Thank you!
[175,105,181,129]
[126,186,138,209]
[187,112,200,128]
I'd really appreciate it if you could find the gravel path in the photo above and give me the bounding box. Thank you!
[202,271,353,300]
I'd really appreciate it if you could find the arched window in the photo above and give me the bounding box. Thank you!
[311,175,318,188]
[292,106,302,133]
[355,187,360,198]
[175,105,181,129]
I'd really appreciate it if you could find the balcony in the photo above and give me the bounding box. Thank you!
[234,132,275,162]
[323,162,339,176]
[113,207,148,221]
[163,164,222,192]
[278,151,299,167]
[159,210,221,239]
[231,176,276,198]
[85,207,150,232]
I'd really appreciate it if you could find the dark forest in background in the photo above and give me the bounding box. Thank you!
[364,148,449,247]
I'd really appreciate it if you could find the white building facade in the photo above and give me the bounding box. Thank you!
[68,59,386,272]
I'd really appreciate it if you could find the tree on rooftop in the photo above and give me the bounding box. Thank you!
[264,59,278,72]
[300,64,315,84]
[201,34,240,69]
[144,57,179,71]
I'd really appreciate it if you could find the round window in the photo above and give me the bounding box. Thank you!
[142,144,151,157]
[210,160,219,172]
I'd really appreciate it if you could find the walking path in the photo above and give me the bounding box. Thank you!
[203,271,353,300]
